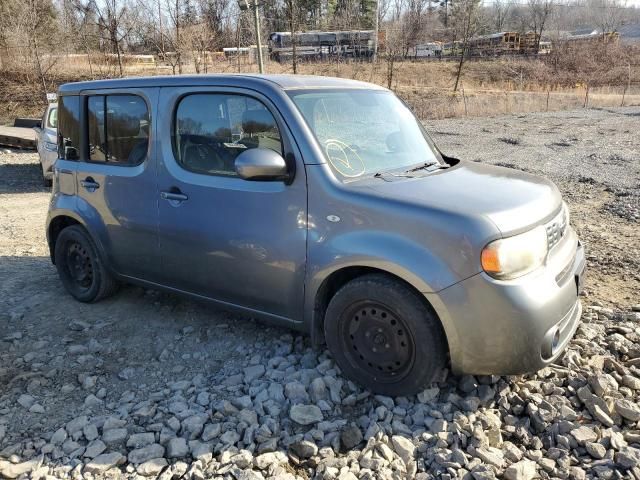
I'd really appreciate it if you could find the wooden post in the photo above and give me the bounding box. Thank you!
[546,90,550,112]
[622,63,631,107]
[583,85,589,108]
[461,85,468,116]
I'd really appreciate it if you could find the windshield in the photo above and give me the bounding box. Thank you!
[288,89,443,181]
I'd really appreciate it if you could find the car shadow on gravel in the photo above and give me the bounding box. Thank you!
[0,162,49,194]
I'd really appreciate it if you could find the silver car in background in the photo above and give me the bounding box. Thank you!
[35,102,58,186]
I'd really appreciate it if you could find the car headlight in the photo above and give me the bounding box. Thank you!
[43,141,57,152]
[481,226,548,279]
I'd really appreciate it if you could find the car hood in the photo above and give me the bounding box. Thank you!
[363,160,562,235]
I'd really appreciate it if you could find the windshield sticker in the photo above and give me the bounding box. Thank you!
[325,139,366,177]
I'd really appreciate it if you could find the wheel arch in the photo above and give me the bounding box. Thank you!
[47,213,107,267]
[310,266,453,360]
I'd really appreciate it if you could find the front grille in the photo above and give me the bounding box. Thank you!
[545,207,568,250]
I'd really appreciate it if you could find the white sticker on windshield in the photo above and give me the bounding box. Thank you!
[325,139,366,178]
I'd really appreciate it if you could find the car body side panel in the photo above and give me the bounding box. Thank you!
[155,85,308,322]
[303,162,502,333]
[72,87,161,281]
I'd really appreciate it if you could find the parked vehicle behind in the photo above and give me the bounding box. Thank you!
[34,102,58,186]
[47,74,585,395]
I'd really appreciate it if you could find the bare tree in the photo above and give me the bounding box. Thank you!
[384,0,408,89]
[439,0,451,28]
[132,0,165,60]
[66,1,100,76]
[403,0,428,55]
[492,0,512,32]
[587,0,628,35]
[22,0,58,99]
[451,0,481,92]
[527,0,553,53]
[76,0,137,76]
[284,0,299,73]
[165,0,184,73]
[200,0,229,52]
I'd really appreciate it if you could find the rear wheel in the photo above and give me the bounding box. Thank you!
[54,225,118,302]
[324,274,446,396]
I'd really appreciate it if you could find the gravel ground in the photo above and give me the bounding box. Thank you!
[0,106,639,480]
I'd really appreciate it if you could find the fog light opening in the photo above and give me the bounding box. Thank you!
[551,328,561,352]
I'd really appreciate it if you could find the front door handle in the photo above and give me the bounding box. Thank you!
[81,177,100,192]
[160,191,188,203]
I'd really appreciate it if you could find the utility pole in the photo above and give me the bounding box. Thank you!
[373,0,379,61]
[158,0,164,56]
[238,0,265,74]
[253,0,264,73]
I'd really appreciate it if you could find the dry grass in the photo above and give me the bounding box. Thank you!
[1,55,639,124]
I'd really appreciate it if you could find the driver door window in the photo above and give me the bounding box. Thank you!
[173,93,282,177]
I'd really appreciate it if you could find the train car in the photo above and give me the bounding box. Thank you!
[223,47,251,59]
[269,30,375,62]
[538,41,552,55]
[563,31,620,45]
[413,42,442,58]
[520,32,544,54]
[441,41,463,57]
[468,32,520,56]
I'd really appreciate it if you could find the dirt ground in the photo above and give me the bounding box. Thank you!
[0,106,639,479]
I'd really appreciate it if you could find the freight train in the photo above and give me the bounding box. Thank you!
[268,30,376,62]
[413,32,552,58]
[267,29,618,63]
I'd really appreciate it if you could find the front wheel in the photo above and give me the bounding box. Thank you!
[324,274,447,396]
[54,225,118,302]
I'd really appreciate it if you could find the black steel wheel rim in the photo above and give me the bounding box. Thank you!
[64,241,93,291]
[340,301,415,383]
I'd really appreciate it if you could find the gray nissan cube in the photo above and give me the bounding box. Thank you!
[47,74,585,395]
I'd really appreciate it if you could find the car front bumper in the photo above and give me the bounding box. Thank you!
[427,228,585,375]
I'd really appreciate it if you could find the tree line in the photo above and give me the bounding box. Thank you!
[0,0,637,97]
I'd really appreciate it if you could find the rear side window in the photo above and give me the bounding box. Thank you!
[87,94,149,165]
[57,96,80,160]
[173,93,282,177]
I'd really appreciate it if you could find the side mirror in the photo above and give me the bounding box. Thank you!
[235,148,289,181]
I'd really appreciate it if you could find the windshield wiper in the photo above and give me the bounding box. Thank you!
[405,161,449,173]
[372,171,415,182]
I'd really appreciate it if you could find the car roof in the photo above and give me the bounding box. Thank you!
[58,74,387,94]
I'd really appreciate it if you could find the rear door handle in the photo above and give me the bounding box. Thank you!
[160,191,188,202]
[81,177,100,192]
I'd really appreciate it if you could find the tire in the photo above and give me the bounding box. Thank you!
[324,274,447,396]
[40,160,52,187]
[54,225,118,302]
